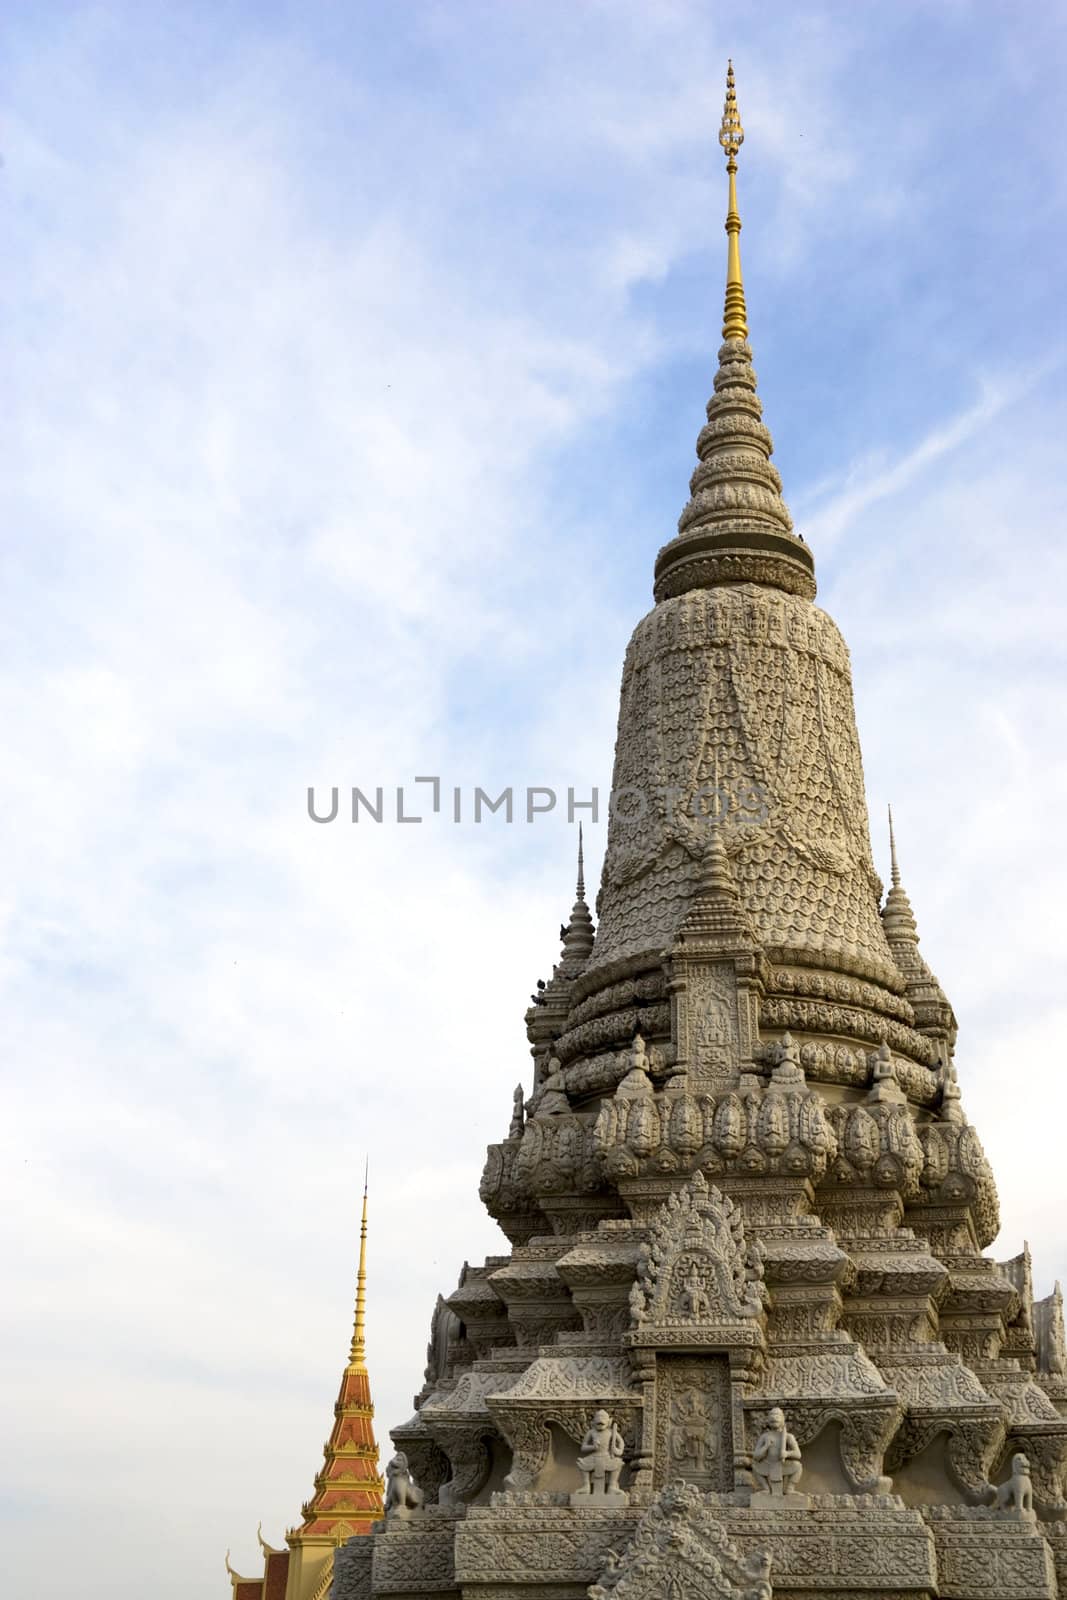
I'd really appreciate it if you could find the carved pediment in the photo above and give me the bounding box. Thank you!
[589,1480,772,1599]
[628,1173,767,1346]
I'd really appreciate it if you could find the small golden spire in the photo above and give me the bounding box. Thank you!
[348,1161,370,1372]
[718,59,748,342]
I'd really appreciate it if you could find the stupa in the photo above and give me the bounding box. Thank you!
[333,64,1067,1600]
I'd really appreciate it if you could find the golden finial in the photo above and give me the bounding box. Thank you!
[718,59,748,343]
[348,1161,370,1372]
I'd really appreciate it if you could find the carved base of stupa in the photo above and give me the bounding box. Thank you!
[333,1489,1066,1599]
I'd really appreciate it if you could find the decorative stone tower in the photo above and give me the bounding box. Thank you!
[228,1181,383,1600]
[334,64,1067,1600]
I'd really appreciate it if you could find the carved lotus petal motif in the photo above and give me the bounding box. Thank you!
[844,1106,879,1171]
[757,1094,790,1156]
[669,1095,703,1156]
[886,1106,919,1161]
[594,1100,619,1153]
[713,1094,745,1155]
[922,1126,949,1186]
[798,1093,834,1153]
[628,1099,661,1158]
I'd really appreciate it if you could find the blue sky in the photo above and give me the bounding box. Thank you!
[3,3,1067,1595]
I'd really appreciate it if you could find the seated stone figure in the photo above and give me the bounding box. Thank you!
[532,1058,570,1118]
[751,1407,803,1498]
[571,1408,628,1505]
[384,1451,424,1519]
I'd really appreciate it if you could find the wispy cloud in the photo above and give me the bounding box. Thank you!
[794,359,1062,556]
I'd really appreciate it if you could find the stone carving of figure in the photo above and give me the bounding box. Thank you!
[669,1388,715,1475]
[533,1058,569,1118]
[751,1407,803,1498]
[991,1452,1035,1517]
[744,1240,768,1307]
[616,1033,654,1098]
[678,1262,711,1318]
[384,1452,424,1519]
[572,1409,627,1504]
[508,1082,525,1139]
[939,1054,964,1123]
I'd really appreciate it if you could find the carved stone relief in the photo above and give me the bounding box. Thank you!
[653,1355,733,1492]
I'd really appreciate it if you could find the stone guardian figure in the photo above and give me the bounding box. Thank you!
[751,1406,806,1503]
[991,1453,1035,1519]
[570,1409,628,1506]
[383,1452,424,1520]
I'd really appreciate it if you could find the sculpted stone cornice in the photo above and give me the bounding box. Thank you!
[480,1138,547,1245]
[594,1049,836,1187]
[824,1093,924,1197]
[455,1504,646,1593]
[566,970,668,1031]
[421,1369,521,1423]
[445,1261,512,1358]
[911,1116,1002,1250]
[758,1236,850,1287]
[758,995,942,1073]
[554,1004,672,1067]
[921,1505,1058,1600]
[884,1405,1007,1501]
[486,1357,642,1495]
[771,963,911,1016]
[512,1110,606,1203]
[654,544,817,604]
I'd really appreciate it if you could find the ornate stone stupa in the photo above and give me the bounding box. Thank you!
[335,64,1067,1600]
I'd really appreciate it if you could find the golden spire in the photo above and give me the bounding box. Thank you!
[347,1163,370,1372]
[718,59,748,342]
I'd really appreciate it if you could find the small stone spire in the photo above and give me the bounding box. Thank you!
[559,824,595,975]
[881,809,956,1041]
[719,59,748,342]
[888,803,902,889]
[678,814,753,945]
[348,1165,370,1372]
[653,63,815,606]
[882,807,920,946]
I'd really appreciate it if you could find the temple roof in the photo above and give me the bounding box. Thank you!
[226,1183,383,1600]
[288,1177,384,1543]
